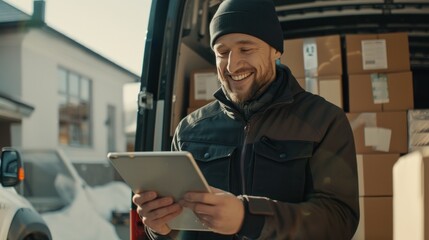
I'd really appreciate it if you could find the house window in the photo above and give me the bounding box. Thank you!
[58,68,92,147]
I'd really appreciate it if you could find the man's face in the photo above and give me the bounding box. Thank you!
[213,33,281,104]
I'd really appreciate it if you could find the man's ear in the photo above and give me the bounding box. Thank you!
[272,48,281,60]
[274,50,281,59]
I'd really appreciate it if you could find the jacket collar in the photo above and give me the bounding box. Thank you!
[214,64,304,120]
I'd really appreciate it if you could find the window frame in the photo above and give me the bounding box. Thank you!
[57,67,93,148]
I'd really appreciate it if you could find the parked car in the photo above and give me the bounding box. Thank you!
[15,148,129,240]
[0,148,52,240]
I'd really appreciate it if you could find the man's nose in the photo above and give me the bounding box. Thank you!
[226,51,241,73]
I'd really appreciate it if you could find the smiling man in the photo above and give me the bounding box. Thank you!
[133,0,360,239]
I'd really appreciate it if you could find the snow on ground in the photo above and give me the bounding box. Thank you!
[41,181,131,240]
[86,181,132,220]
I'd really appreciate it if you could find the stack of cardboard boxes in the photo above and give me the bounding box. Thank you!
[345,32,413,240]
[278,32,415,239]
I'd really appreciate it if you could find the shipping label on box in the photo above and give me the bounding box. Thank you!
[194,72,220,100]
[347,111,408,154]
[361,39,388,70]
[303,38,318,77]
[189,69,220,108]
[370,73,389,104]
[364,127,392,152]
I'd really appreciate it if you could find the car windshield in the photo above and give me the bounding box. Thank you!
[16,150,76,213]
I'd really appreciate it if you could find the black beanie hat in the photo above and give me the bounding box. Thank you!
[209,0,283,53]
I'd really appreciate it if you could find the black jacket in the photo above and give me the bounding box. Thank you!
[149,65,359,240]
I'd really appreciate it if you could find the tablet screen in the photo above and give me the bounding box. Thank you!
[107,151,211,231]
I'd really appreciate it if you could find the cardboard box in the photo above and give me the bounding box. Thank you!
[352,197,393,240]
[408,109,429,152]
[281,35,342,78]
[347,111,408,154]
[297,75,343,108]
[189,69,220,108]
[346,32,410,74]
[348,71,414,112]
[357,154,399,196]
[393,148,429,240]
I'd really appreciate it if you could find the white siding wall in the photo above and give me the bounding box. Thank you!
[0,31,25,95]
[14,28,135,163]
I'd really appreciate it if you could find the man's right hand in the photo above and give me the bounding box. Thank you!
[132,191,183,235]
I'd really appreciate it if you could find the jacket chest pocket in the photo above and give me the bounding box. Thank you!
[181,142,235,191]
[252,137,313,202]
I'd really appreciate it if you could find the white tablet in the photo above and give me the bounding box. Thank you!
[107,151,211,231]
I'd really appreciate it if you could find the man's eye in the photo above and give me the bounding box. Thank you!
[216,52,228,57]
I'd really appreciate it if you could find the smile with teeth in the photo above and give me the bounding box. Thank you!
[230,72,252,81]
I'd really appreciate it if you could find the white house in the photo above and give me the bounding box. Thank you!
[0,0,139,184]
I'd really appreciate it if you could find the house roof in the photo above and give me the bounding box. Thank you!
[0,0,140,79]
[0,90,34,120]
[0,0,30,23]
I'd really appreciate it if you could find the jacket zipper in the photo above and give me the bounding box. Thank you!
[240,122,250,194]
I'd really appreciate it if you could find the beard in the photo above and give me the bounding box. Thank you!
[222,61,276,105]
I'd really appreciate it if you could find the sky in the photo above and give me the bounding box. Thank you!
[4,0,152,76]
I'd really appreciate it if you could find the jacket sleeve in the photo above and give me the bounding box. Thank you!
[239,111,360,240]
[145,226,179,240]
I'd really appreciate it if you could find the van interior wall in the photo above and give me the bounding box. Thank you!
[412,69,429,109]
[170,43,213,136]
